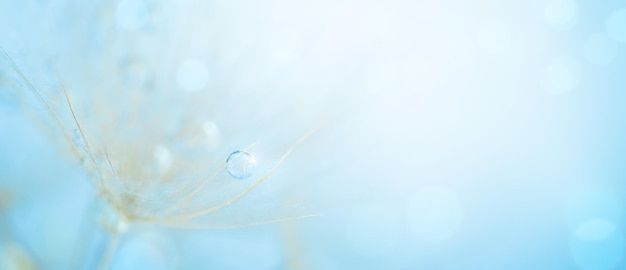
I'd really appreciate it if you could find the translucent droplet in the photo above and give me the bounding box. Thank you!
[226,151,255,179]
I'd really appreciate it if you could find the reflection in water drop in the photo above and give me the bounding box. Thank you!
[226,151,256,180]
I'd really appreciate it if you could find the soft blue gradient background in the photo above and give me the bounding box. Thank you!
[1,0,626,269]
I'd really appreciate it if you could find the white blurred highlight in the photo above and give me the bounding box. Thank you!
[544,0,578,29]
[406,187,464,242]
[176,59,209,92]
[116,0,149,31]
[584,33,618,66]
[606,9,626,44]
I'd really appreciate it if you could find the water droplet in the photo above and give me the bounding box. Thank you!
[226,151,255,179]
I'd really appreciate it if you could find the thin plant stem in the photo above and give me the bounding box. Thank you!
[97,231,121,270]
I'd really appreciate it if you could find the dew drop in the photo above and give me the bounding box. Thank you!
[226,150,256,180]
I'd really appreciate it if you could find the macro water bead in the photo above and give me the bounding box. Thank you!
[226,151,256,179]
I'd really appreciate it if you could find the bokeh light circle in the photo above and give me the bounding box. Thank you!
[606,9,626,44]
[584,33,618,66]
[406,187,464,242]
[345,203,400,257]
[176,59,209,92]
[116,0,149,31]
[565,184,625,269]
[570,224,624,270]
[543,56,582,96]
[477,20,512,55]
[545,0,578,29]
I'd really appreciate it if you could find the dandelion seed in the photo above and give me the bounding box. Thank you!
[226,150,256,180]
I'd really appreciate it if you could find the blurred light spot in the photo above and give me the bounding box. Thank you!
[361,63,400,94]
[116,0,149,31]
[566,185,625,269]
[98,202,130,234]
[575,219,617,242]
[406,187,464,242]
[570,228,624,270]
[271,48,299,64]
[565,184,622,229]
[120,57,153,89]
[606,9,626,43]
[545,0,578,29]
[543,56,582,96]
[226,151,256,180]
[344,203,400,257]
[584,33,618,66]
[477,20,512,55]
[154,145,172,173]
[0,243,36,270]
[202,121,220,149]
[176,59,209,92]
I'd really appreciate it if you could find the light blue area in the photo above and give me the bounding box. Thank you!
[571,230,625,270]
[1,0,626,269]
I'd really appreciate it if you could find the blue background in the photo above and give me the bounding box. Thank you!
[1,0,626,269]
